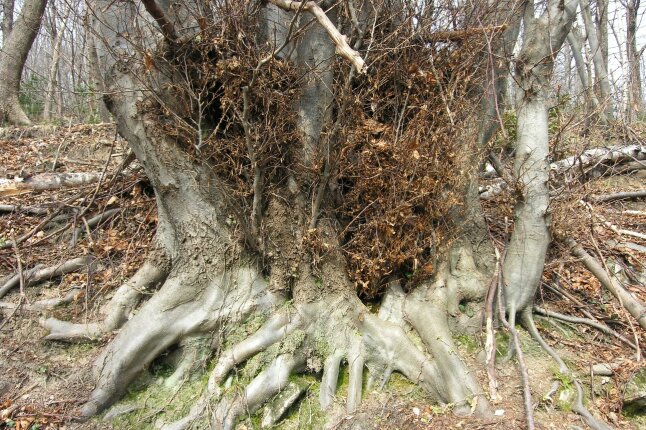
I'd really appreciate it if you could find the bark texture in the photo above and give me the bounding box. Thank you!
[0,0,47,125]
[1,0,15,42]
[36,1,611,429]
[503,0,577,318]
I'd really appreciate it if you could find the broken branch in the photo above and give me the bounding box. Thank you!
[0,256,95,299]
[566,238,646,330]
[0,172,104,197]
[141,0,178,41]
[269,0,366,73]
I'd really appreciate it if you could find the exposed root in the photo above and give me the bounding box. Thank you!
[500,306,535,430]
[70,208,121,246]
[77,264,280,419]
[534,306,638,351]
[41,258,168,341]
[164,285,489,429]
[520,311,613,430]
[163,334,213,389]
[213,353,305,429]
[260,380,308,427]
[0,256,94,299]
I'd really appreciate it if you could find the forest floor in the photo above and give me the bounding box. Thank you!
[0,124,644,430]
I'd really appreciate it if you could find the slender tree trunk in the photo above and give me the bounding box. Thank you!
[86,21,110,122]
[596,0,608,67]
[43,4,68,122]
[567,27,601,118]
[579,0,613,121]
[2,0,15,43]
[626,0,642,121]
[83,1,110,122]
[0,0,48,125]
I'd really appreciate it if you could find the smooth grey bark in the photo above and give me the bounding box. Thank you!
[295,8,335,166]
[596,0,608,67]
[502,0,578,318]
[626,0,642,121]
[0,0,48,125]
[567,27,601,115]
[579,0,613,121]
[2,0,15,42]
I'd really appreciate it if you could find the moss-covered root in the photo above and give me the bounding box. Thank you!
[41,259,168,342]
[521,310,612,430]
[166,294,465,429]
[72,264,279,420]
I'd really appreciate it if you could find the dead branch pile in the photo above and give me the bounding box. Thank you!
[143,5,497,297]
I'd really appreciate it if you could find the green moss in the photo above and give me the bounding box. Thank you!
[454,334,479,354]
[280,330,307,355]
[108,375,209,430]
[387,372,427,401]
[495,331,510,358]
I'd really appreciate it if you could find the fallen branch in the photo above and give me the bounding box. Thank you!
[0,204,49,215]
[0,172,104,197]
[0,287,83,313]
[591,189,646,203]
[550,145,645,173]
[580,200,646,240]
[534,306,637,350]
[71,208,121,246]
[0,256,94,299]
[566,238,646,330]
[481,145,646,199]
[269,0,366,73]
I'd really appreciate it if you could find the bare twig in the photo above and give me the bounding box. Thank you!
[269,0,366,73]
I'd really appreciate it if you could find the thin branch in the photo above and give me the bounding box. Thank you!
[269,0,366,73]
[140,0,178,42]
[534,306,637,350]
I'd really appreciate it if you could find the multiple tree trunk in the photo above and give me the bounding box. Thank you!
[0,0,641,429]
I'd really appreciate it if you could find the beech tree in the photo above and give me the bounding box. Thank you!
[35,1,628,429]
[0,0,48,125]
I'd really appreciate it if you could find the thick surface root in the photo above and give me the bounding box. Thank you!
[164,289,487,430]
[41,259,168,341]
[75,264,279,419]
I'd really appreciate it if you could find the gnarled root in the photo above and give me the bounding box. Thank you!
[41,258,168,341]
[75,263,280,419]
[165,290,486,430]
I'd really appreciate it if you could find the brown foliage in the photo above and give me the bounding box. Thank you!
[144,5,494,297]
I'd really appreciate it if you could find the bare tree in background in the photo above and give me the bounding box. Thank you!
[626,0,643,121]
[43,1,70,122]
[0,0,48,125]
[580,0,614,122]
